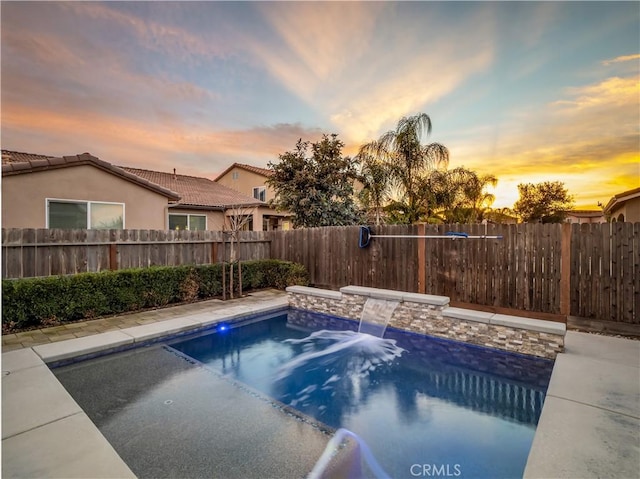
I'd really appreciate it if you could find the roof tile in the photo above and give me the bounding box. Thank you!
[1,150,53,164]
[121,167,264,209]
[1,150,180,201]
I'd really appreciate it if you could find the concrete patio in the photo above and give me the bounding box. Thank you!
[524,331,640,478]
[2,290,639,478]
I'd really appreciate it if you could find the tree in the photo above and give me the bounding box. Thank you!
[513,181,574,223]
[266,134,362,228]
[463,173,497,221]
[485,207,517,224]
[358,113,449,224]
[355,142,392,225]
[222,205,256,299]
[408,167,497,224]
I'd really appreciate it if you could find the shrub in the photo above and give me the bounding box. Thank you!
[2,260,308,331]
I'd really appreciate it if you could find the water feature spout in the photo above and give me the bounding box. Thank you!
[359,298,399,338]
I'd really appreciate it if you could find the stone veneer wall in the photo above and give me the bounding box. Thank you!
[287,285,565,359]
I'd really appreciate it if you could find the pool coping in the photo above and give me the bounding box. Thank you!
[2,296,288,478]
[2,293,638,478]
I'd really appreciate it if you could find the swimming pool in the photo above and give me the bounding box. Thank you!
[53,308,553,479]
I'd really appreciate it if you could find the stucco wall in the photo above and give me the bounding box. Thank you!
[216,167,276,201]
[2,165,170,229]
[611,197,640,222]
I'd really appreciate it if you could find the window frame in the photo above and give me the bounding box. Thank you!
[45,198,125,229]
[168,213,208,231]
[253,186,266,202]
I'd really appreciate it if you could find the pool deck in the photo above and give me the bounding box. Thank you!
[2,289,639,478]
[524,331,640,478]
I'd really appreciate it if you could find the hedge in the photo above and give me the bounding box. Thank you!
[2,260,308,331]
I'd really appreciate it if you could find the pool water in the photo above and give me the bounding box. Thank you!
[172,310,552,478]
[54,309,553,479]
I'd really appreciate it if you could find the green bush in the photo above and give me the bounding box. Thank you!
[2,260,308,331]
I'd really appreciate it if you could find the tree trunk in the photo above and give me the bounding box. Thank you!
[229,236,234,300]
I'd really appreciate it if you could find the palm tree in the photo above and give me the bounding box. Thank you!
[367,113,450,224]
[425,167,468,223]
[425,167,497,223]
[355,142,391,225]
[463,173,497,222]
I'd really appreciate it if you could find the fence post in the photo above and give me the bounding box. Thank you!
[109,243,118,271]
[417,223,426,294]
[211,242,218,264]
[560,223,571,319]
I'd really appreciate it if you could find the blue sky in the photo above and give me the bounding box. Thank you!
[2,1,638,208]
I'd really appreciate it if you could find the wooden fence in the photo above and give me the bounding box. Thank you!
[419,223,563,316]
[268,224,565,318]
[269,225,419,293]
[3,223,639,325]
[269,223,639,325]
[1,229,271,278]
[569,222,639,325]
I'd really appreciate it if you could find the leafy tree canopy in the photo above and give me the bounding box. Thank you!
[266,134,362,228]
[513,181,574,223]
[355,113,451,225]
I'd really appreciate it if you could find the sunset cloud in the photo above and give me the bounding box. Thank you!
[251,3,497,144]
[2,103,322,176]
[58,2,237,63]
[602,53,640,65]
[1,2,637,212]
[451,71,639,208]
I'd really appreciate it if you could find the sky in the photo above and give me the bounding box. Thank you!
[1,1,638,209]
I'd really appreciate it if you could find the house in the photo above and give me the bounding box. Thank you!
[214,163,292,230]
[121,166,271,231]
[1,150,272,231]
[602,187,640,223]
[565,210,606,224]
[2,151,180,230]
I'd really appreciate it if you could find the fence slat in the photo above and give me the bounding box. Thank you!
[2,223,637,324]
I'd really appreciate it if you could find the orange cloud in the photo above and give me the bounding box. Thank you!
[250,3,496,144]
[451,73,639,208]
[1,104,323,176]
[602,53,640,65]
[257,2,382,85]
[554,76,639,110]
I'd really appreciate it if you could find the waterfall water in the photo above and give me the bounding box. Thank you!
[358,298,399,338]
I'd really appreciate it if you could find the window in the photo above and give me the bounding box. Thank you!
[232,171,239,180]
[47,199,124,229]
[262,216,280,231]
[91,203,124,229]
[49,201,87,229]
[169,214,207,231]
[242,215,254,231]
[253,186,266,202]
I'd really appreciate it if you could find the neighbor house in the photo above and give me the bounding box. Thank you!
[565,209,606,224]
[603,186,640,223]
[2,151,180,230]
[121,166,269,231]
[214,163,292,230]
[1,150,270,231]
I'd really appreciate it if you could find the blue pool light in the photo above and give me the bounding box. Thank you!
[217,323,229,332]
